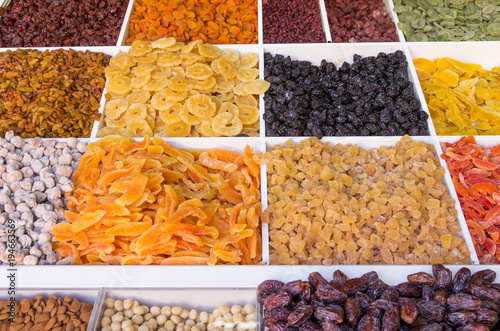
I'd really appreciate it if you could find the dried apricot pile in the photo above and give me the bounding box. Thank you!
[99,37,268,137]
[262,136,471,265]
[441,136,500,264]
[50,135,263,265]
[126,0,258,45]
[415,57,500,135]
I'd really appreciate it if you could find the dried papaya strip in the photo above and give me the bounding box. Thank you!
[136,223,162,254]
[71,210,107,233]
[106,221,153,236]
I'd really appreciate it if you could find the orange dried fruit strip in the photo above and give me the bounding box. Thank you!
[441,136,500,264]
[52,135,262,265]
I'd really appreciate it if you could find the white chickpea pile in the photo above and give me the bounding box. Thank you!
[100,298,257,331]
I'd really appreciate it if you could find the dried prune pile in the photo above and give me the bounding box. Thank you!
[259,265,500,331]
[263,51,429,137]
[0,0,129,47]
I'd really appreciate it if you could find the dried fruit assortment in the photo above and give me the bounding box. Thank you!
[259,265,500,330]
[415,57,500,135]
[51,135,262,265]
[100,298,257,331]
[441,136,500,264]
[394,0,500,41]
[0,0,129,47]
[1,295,93,330]
[0,48,110,138]
[99,37,268,138]
[126,0,258,45]
[324,0,398,43]
[262,136,471,265]
[263,51,429,138]
[262,0,326,44]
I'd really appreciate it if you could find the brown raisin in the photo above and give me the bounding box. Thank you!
[408,272,436,286]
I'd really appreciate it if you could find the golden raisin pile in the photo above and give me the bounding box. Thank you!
[262,136,471,265]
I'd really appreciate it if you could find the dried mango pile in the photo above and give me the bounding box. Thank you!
[50,135,262,265]
[415,57,500,135]
[441,136,500,264]
[99,37,267,138]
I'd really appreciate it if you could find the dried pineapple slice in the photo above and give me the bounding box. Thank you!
[218,102,239,118]
[186,63,214,80]
[185,94,216,118]
[131,73,151,89]
[105,99,129,120]
[179,105,202,125]
[129,40,153,57]
[133,52,158,64]
[211,96,222,112]
[168,77,193,92]
[200,120,218,137]
[151,67,172,80]
[125,103,147,121]
[233,80,270,95]
[159,103,184,124]
[143,80,169,92]
[238,104,259,125]
[126,90,151,104]
[181,40,203,54]
[97,126,127,137]
[236,67,259,83]
[157,52,182,67]
[159,89,188,102]
[163,121,191,137]
[220,49,240,63]
[188,77,216,91]
[240,52,259,68]
[198,44,222,59]
[151,93,177,111]
[151,37,177,49]
[105,117,127,128]
[211,58,237,80]
[212,112,242,136]
[146,104,156,119]
[126,119,153,137]
[215,76,235,93]
[132,64,157,77]
[235,95,258,107]
[215,92,234,102]
[107,76,132,95]
[171,67,185,78]
[165,42,184,52]
[109,52,135,69]
[181,53,205,66]
[105,66,130,79]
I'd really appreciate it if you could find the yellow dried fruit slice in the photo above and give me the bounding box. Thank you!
[157,52,182,67]
[126,119,153,137]
[233,80,270,95]
[132,64,157,77]
[240,52,259,68]
[186,63,214,80]
[215,92,234,102]
[171,67,185,78]
[146,104,156,119]
[151,37,177,49]
[126,90,151,104]
[143,80,169,92]
[220,49,240,63]
[105,66,130,79]
[215,76,235,93]
[242,122,260,136]
[151,93,177,111]
[105,99,129,120]
[125,103,147,120]
[212,112,242,136]
[179,105,202,125]
[211,58,237,80]
[237,67,259,83]
[190,126,200,137]
[181,40,203,54]
[181,53,205,66]
[200,120,218,137]
[211,96,222,112]
[166,42,184,52]
[105,117,127,128]
[130,73,151,89]
[109,52,135,69]
[218,102,239,118]
[133,52,158,64]
[159,89,188,102]
[168,77,193,92]
[163,121,191,137]
[159,103,184,124]
[185,94,216,118]
[238,104,259,125]
[188,77,216,91]
[97,126,127,137]
[151,67,172,80]
[129,40,153,57]
[235,95,258,107]
[145,115,155,131]
[107,76,132,95]
[198,44,222,59]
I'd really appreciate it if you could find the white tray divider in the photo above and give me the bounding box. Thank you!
[116,0,136,47]
[318,0,333,43]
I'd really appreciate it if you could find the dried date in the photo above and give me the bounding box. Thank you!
[259,280,284,293]
[380,288,399,302]
[434,290,448,305]
[265,307,292,324]
[342,278,368,295]
[453,268,472,294]
[345,297,361,326]
[367,279,388,300]
[321,321,343,331]
[381,306,400,331]
[400,301,418,324]
[417,300,446,322]
[360,271,379,285]
[468,270,496,286]
[298,320,322,331]
[408,272,436,286]
[456,322,489,331]
[432,264,452,290]
[445,311,476,326]
[314,305,344,323]
[287,305,313,327]
[469,285,500,302]
[308,272,328,289]
[355,292,373,311]
[474,308,498,325]
[396,282,422,298]
[300,284,312,303]
[264,291,293,310]
[419,323,444,331]
[357,309,381,331]
[422,285,435,301]
[282,280,304,297]
[315,284,347,303]
[447,293,482,311]
[331,270,349,288]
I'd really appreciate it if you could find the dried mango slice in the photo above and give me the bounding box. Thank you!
[72,210,107,232]
[431,69,459,88]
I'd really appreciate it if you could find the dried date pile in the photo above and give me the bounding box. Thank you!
[0,0,129,47]
[263,51,429,137]
[259,265,500,331]
[0,48,110,138]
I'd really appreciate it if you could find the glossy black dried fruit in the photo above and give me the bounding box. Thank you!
[298,320,322,331]
[314,305,344,323]
[331,270,349,288]
[400,301,418,324]
[417,300,446,322]
[287,305,313,327]
[265,307,292,324]
[315,284,348,303]
[345,297,361,326]
[434,290,448,305]
[432,264,452,290]
[355,292,373,311]
[342,278,368,296]
[264,291,293,310]
[308,272,328,289]
[456,322,489,331]
[469,285,500,301]
[321,321,342,331]
[447,293,482,311]
[474,308,498,325]
[259,280,284,293]
[381,306,400,331]
[453,268,472,294]
[282,280,304,297]
[445,311,476,326]
[396,282,422,298]
[468,270,496,286]
[408,272,436,286]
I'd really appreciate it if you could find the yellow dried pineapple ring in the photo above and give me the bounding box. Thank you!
[181,40,203,54]
[212,112,242,136]
[151,67,172,80]
[145,115,155,131]
[105,117,127,128]
[190,126,200,137]
[154,117,165,134]
[215,76,235,93]
[126,90,151,104]
[220,49,240,63]
[129,40,153,57]
[151,37,177,49]
[181,53,205,67]
[215,92,234,102]
[166,42,184,52]
[200,120,218,137]
[163,121,191,137]
[171,67,185,78]
[107,76,132,95]
[130,73,151,89]
[186,63,214,80]
[218,102,240,118]
[157,52,182,67]
[146,104,156,119]
[237,67,260,83]
[143,80,169,92]
[168,77,193,92]
[188,77,216,91]
[211,96,222,112]
[233,79,270,95]
[151,93,177,111]
[238,104,259,125]
[105,66,130,79]
[179,105,202,125]
[159,103,184,124]
[126,119,153,137]
[132,64,157,77]
[240,52,259,68]
[211,58,237,80]
[125,103,147,120]
[185,94,216,118]
[109,52,135,69]
[97,126,127,138]
[159,89,188,102]
[105,99,129,120]
[235,95,258,107]
[198,44,222,59]
[133,52,158,64]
